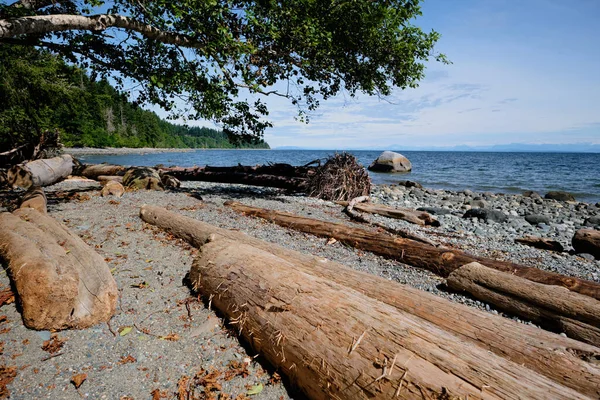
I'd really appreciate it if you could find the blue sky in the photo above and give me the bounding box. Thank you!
[168,0,600,149]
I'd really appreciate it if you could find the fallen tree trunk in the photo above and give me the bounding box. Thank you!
[166,170,308,191]
[19,186,47,214]
[96,175,123,184]
[139,205,600,396]
[7,154,73,189]
[447,262,600,347]
[0,208,118,330]
[337,200,439,226]
[224,201,600,300]
[79,164,127,179]
[159,163,317,179]
[515,236,565,252]
[190,237,593,399]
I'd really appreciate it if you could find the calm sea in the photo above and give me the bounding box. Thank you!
[77,150,600,203]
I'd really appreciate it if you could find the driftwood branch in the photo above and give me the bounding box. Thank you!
[0,14,205,50]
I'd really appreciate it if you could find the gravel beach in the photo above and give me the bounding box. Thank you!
[0,178,598,399]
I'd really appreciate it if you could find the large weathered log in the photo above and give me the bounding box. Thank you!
[337,200,439,226]
[168,170,308,191]
[190,237,592,399]
[19,185,47,214]
[7,154,73,189]
[79,164,127,179]
[139,205,600,396]
[448,262,600,347]
[225,201,600,300]
[159,163,316,179]
[0,208,118,330]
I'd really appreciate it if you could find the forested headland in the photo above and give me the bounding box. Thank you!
[0,45,269,151]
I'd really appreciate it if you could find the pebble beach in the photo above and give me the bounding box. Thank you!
[0,177,599,399]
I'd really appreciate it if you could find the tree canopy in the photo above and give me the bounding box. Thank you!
[0,0,446,140]
[0,44,270,150]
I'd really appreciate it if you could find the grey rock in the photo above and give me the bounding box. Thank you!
[470,199,488,208]
[545,191,576,202]
[584,216,600,227]
[397,180,423,189]
[462,208,508,223]
[524,214,550,225]
[523,190,541,199]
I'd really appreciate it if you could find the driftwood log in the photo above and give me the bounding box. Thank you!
[448,262,600,347]
[0,208,118,330]
[7,154,73,189]
[18,186,47,214]
[515,236,565,252]
[158,163,317,179]
[139,205,600,397]
[341,196,438,246]
[190,237,591,399]
[79,164,126,179]
[337,200,439,226]
[97,175,123,184]
[166,169,307,191]
[100,181,125,197]
[224,201,600,300]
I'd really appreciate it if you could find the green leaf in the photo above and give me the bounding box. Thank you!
[119,326,133,336]
[247,383,263,395]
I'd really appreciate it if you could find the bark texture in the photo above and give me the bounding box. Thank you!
[7,154,73,189]
[447,262,600,347]
[79,164,126,180]
[139,205,600,397]
[0,14,203,49]
[18,185,47,214]
[0,208,118,330]
[190,237,594,399]
[225,201,600,300]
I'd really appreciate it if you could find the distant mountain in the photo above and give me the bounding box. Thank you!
[274,143,600,152]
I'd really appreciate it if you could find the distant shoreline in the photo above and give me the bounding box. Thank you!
[64,147,271,156]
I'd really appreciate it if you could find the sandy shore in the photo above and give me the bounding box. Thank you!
[0,180,598,398]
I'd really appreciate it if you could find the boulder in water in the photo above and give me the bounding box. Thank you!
[368,151,412,173]
[545,191,575,202]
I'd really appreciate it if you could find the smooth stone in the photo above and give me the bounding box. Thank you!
[462,208,508,223]
[524,214,550,225]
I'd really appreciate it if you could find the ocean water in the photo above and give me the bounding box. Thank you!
[77,150,600,203]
